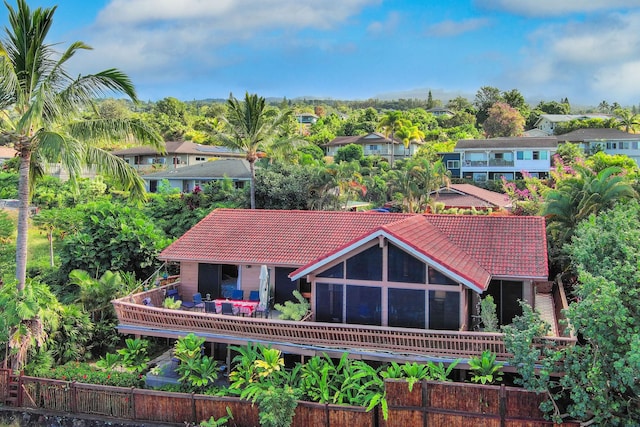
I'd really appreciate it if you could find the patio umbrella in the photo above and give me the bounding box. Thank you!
[259,265,269,310]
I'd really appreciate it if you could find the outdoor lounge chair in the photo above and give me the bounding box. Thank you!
[204,301,216,313]
[231,289,244,300]
[182,293,205,311]
[249,290,260,301]
[142,297,153,306]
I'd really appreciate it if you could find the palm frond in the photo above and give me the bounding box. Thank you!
[84,145,147,200]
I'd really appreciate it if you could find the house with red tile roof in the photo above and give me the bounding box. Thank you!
[159,208,548,330]
[429,184,511,212]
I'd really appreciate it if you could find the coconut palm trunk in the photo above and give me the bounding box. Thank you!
[15,144,30,290]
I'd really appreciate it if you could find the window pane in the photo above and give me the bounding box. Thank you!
[317,263,344,278]
[315,283,343,323]
[516,151,524,160]
[429,290,460,330]
[388,243,426,283]
[428,267,457,285]
[346,285,381,326]
[501,280,523,324]
[389,288,425,329]
[346,246,382,281]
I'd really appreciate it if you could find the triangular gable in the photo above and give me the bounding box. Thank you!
[290,216,491,292]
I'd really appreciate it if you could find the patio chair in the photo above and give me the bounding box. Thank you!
[221,302,238,315]
[249,290,260,302]
[142,297,153,307]
[182,293,205,311]
[231,289,244,300]
[204,301,216,313]
[166,289,180,301]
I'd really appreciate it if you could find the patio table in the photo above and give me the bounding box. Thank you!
[213,299,259,316]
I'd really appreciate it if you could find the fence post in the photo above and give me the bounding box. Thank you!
[422,380,429,427]
[70,381,77,414]
[325,403,329,427]
[499,384,506,427]
[192,392,197,424]
[130,387,136,420]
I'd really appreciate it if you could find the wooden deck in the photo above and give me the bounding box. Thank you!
[112,283,576,364]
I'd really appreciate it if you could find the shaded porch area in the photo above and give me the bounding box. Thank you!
[112,282,575,366]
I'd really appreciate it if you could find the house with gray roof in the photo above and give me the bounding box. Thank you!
[111,140,244,172]
[533,114,614,136]
[142,159,251,193]
[557,128,640,165]
[324,132,421,162]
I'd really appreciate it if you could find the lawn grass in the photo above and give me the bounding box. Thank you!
[2,208,56,269]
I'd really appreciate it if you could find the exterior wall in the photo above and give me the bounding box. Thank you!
[442,153,461,178]
[457,148,554,182]
[238,264,264,294]
[179,262,199,297]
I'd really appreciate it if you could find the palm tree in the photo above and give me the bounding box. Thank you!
[217,92,293,209]
[544,164,637,262]
[377,111,407,168]
[395,123,425,159]
[0,0,162,291]
[614,108,640,133]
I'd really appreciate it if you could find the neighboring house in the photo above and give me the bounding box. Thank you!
[557,128,640,165]
[141,159,251,193]
[426,107,454,118]
[159,209,547,329]
[0,146,16,165]
[429,184,511,211]
[296,113,319,125]
[324,132,421,161]
[449,136,558,182]
[111,141,243,171]
[533,114,614,136]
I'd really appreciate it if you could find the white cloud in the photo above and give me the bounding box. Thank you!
[475,0,640,17]
[367,11,401,35]
[70,0,380,90]
[426,18,491,37]
[515,11,640,104]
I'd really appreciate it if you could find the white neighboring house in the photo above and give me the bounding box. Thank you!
[111,141,243,172]
[533,114,614,136]
[557,128,640,166]
[142,159,252,193]
[324,132,421,162]
[454,137,558,182]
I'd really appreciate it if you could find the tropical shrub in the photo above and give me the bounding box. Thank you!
[43,362,142,387]
[117,338,150,373]
[479,295,499,332]
[274,290,310,321]
[468,350,504,384]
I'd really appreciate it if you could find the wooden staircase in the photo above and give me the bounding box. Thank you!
[5,372,21,406]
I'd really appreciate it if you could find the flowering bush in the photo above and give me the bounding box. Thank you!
[42,362,142,387]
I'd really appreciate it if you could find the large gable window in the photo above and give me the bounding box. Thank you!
[428,267,457,285]
[346,245,382,281]
[429,290,460,330]
[317,263,344,279]
[315,283,343,323]
[346,285,381,326]
[388,243,426,284]
[388,288,426,329]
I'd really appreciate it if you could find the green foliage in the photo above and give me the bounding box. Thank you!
[254,162,318,210]
[0,209,14,243]
[242,384,300,427]
[274,290,310,321]
[95,352,122,371]
[42,362,143,387]
[479,295,499,332]
[334,143,364,163]
[200,407,234,427]
[468,350,504,384]
[173,333,218,391]
[59,201,171,279]
[48,304,93,364]
[116,338,150,373]
[163,298,182,309]
[0,172,18,198]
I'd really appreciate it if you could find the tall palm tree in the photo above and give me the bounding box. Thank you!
[377,111,407,168]
[217,92,293,209]
[395,123,425,159]
[0,0,162,291]
[614,108,640,133]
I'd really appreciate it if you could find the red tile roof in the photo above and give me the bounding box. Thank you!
[432,184,511,210]
[159,209,548,288]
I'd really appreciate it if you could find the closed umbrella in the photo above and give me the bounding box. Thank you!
[259,265,269,314]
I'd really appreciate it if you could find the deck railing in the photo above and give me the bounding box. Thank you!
[112,283,576,361]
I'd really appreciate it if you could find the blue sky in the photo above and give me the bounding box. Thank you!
[2,0,640,106]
